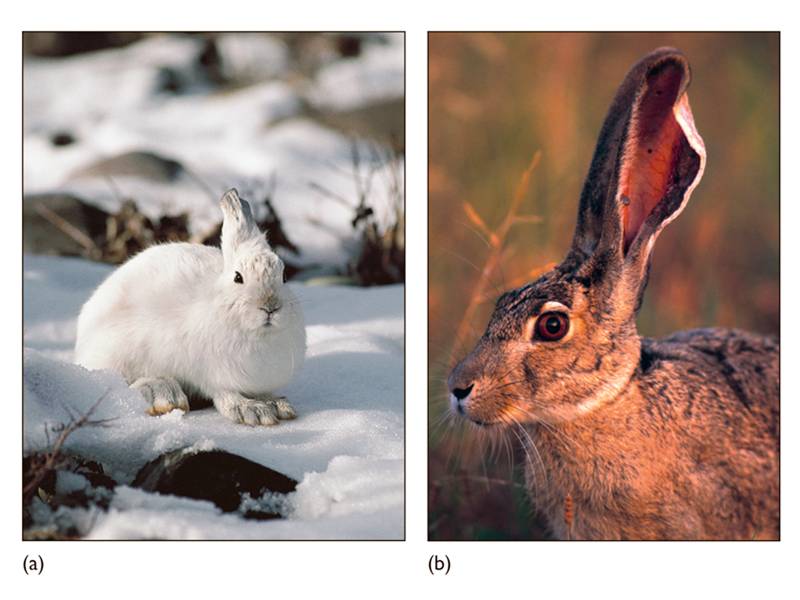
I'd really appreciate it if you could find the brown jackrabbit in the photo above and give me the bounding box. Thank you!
[447,48,779,540]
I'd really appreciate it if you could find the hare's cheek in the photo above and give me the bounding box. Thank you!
[456,394,502,426]
[244,310,267,331]
[453,370,530,424]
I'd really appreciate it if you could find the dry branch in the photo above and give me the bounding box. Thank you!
[450,151,542,363]
[23,392,114,506]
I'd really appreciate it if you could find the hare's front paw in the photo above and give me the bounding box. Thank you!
[255,393,297,420]
[213,392,295,426]
[132,377,190,416]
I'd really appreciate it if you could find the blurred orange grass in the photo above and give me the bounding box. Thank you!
[450,151,545,363]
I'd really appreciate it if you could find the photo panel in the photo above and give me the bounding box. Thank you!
[23,31,405,541]
[429,32,779,541]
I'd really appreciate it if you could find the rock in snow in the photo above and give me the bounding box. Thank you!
[132,448,298,518]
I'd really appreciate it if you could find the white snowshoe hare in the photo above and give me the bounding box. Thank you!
[75,189,306,426]
[447,48,779,539]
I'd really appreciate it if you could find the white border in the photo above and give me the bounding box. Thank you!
[3,1,797,597]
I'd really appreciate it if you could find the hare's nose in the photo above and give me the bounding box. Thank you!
[448,360,477,412]
[263,296,282,312]
[451,383,474,401]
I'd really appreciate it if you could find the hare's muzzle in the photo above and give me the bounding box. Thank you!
[448,348,512,426]
[448,359,479,416]
[449,383,474,414]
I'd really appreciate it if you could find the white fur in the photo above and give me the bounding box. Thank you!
[74,190,306,425]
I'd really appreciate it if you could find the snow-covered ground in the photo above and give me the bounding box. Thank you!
[24,33,404,268]
[22,33,405,540]
[24,255,404,539]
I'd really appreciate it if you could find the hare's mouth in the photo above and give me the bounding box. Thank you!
[468,415,508,428]
[469,417,499,427]
[450,393,504,427]
[260,305,281,326]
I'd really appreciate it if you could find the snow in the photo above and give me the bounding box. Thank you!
[55,470,91,496]
[23,254,404,540]
[308,33,405,111]
[214,33,291,82]
[24,32,404,265]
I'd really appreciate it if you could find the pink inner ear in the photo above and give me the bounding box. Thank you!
[619,62,689,253]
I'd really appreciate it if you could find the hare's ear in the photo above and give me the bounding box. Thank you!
[220,189,258,258]
[572,48,706,276]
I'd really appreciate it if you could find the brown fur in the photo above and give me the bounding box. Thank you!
[447,48,779,540]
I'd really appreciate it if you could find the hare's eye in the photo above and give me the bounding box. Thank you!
[234,271,244,284]
[535,312,569,341]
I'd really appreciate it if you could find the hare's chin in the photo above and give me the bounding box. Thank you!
[461,414,501,427]
[451,402,507,427]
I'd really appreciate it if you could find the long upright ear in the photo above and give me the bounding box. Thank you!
[571,48,706,274]
[220,188,259,259]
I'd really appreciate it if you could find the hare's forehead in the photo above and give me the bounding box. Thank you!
[496,275,574,313]
[487,276,579,335]
[235,240,281,271]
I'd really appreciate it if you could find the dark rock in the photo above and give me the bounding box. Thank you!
[70,458,117,491]
[155,67,185,94]
[196,37,227,86]
[336,34,363,58]
[23,32,145,57]
[70,150,186,183]
[132,449,298,518]
[23,193,110,256]
[50,132,76,147]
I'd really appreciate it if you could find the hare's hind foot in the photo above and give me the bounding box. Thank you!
[132,377,190,416]
[213,392,296,426]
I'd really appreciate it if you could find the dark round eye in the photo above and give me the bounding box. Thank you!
[535,312,569,341]
[234,271,244,284]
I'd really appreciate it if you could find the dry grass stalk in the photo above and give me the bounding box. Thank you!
[34,203,101,257]
[450,151,542,363]
[309,139,405,286]
[22,392,114,507]
[564,493,574,541]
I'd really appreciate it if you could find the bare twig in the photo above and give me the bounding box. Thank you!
[23,391,115,505]
[308,137,405,286]
[34,203,99,254]
[307,181,353,208]
[450,151,542,362]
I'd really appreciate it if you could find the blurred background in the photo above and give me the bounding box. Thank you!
[24,32,404,286]
[429,32,779,540]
